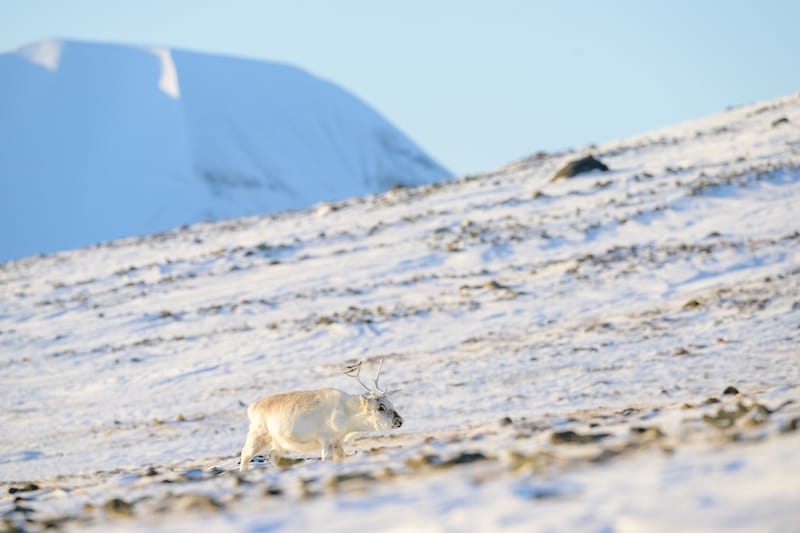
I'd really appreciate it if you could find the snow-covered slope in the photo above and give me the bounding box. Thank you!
[0,39,450,262]
[1,94,799,532]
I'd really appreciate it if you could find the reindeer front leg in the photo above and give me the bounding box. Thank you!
[240,424,270,472]
[321,442,335,461]
[332,442,346,461]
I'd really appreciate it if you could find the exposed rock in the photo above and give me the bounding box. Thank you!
[1,518,27,533]
[264,486,284,497]
[273,456,305,468]
[551,430,611,444]
[739,404,770,427]
[683,299,702,310]
[551,155,609,181]
[772,117,790,127]
[103,497,134,517]
[630,426,665,440]
[702,401,770,429]
[508,451,554,473]
[7,504,34,516]
[406,451,490,469]
[442,451,489,466]
[169,493,223,512]
[7,483,39,495]
[327,471,377,491]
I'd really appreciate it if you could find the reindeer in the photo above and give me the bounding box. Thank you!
[239,359,403,471]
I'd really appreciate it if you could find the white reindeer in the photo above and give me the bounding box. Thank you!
[239,359,403,471]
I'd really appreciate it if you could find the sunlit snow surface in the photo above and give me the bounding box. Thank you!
[1,94,799,531]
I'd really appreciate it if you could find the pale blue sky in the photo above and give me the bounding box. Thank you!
[3,0,799,175]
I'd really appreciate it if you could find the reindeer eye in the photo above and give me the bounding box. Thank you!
[378,405,386,412]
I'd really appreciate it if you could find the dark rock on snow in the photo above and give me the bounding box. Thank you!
[551,155,610,181]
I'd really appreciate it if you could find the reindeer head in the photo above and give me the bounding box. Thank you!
[343,359,403,430]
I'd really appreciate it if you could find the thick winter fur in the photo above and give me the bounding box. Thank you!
[239,387,402,471]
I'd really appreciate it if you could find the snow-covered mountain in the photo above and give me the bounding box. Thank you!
[1,92,799,531]
[0,39,450,261]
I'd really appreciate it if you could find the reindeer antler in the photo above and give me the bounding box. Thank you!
[342,358,388,395]
[342,360,371,393]
[373,358,387,394]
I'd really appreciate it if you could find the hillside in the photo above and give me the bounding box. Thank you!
[1,93,799,531]
[0,39,450,262]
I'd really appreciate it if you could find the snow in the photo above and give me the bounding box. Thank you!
[146,47,180,99]
[0,39,451,262]
[1,92,799,531]
[16,38,63,71]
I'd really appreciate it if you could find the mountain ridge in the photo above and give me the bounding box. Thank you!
[0,38,451,261]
